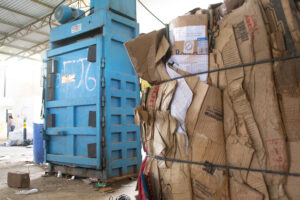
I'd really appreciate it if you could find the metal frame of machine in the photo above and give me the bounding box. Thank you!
[43,0,141,180]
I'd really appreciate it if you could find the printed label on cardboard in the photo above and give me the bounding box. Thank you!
[265,138,288,171]
[197,38,208,55]
[234,21,249,42]
[192,179,214,199]
[244,15,259,40]
[204,105,223,121]
[183,40,194,54]
[173,26,206,42]
[147,85,160,110]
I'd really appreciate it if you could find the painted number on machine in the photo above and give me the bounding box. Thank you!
[61,58,96,92]
[71,23,82,33]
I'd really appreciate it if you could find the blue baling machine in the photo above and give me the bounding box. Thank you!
[43,0,141,180]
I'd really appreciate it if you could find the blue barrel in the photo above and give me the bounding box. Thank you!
[33,123,44,163]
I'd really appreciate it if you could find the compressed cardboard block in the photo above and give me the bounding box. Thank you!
[7,172,30,188]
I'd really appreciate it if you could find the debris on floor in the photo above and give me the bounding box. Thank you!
[15,188,38,195]
[99,187,114,193]
[94,182,106,188]
[57,171,62,178]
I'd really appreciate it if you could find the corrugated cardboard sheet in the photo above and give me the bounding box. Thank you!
[124,29,170,84]
[188,85,229,200]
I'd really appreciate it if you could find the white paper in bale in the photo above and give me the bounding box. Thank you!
[166,64,193,136]
[169,55,208,82]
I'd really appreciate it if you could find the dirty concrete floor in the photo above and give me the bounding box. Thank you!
[0,146,137,200]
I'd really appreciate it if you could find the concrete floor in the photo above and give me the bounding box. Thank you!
[0,145,137,200]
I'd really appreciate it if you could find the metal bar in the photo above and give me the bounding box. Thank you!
[16,44,49,61]
[0,5,39,20]
[3,67,6,98]
[5,40,48,60]
[0,32,39,44]
[18,41,48,55]
[18,38,40,44]
[81,0,88,7]
[3,44,27,51]
[0,19,21,28]
[0,19,49,37]
[33,31,50,37]
[31,0,55,9]
[26,45,49,57]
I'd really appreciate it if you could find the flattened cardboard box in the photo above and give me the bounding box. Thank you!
[124,29,170,83]
[185,82,229,200]
[214,25,269,200]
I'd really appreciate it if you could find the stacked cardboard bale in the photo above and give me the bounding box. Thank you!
[125,0,300,199]
[259,1,300,199]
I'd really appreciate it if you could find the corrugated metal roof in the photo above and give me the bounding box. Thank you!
[0,0,89,61]
[40,0,64,7]
[0,46,23,54]
[0,0,52,18]
[23,32,49,43]
[0,23,16,34]
[10,40,36,48]
[0,8,33,30]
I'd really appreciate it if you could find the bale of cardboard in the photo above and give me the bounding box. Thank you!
[125,0,300,199]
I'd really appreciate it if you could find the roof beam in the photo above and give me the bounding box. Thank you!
[0,31,39,44]
[3,44,27,51]
[31,0,54,9]
[81,0,88,7]
[0,5,39,20]
[0,19,49,37]
[0,19,20,28]
[17,38,40,44]
[21,45,49,61]
[5,40,49,61]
